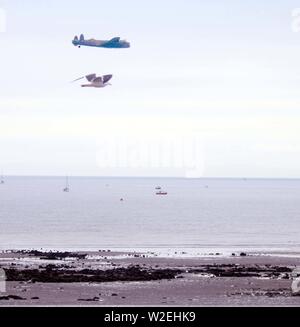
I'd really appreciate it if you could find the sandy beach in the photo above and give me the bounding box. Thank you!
[1,249,300,306]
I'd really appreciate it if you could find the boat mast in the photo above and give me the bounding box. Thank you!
[63,175,70,192]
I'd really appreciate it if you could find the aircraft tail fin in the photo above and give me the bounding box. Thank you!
[80,34,85,41]
[74,36,79,41]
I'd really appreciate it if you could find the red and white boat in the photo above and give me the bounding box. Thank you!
[156,191,168,195]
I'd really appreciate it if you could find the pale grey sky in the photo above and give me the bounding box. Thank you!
[1,0,300,177]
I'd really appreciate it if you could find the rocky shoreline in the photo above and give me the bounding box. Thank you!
[5,266,181,283]
[1,249,300,306]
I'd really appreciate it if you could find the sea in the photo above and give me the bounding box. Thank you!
[0,177,300,255]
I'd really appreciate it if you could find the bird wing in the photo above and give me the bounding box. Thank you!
[86,74,97,82]
[103,74,113,84]
[93,76,103,84]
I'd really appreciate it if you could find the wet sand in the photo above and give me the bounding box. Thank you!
[1,250,300,306]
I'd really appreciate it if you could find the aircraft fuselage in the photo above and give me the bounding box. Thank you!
[72,35,130,49]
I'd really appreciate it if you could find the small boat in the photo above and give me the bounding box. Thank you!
[63,176,70,192]
[155,186,162,190]
[156,191,168,195]
[0,172,4,184]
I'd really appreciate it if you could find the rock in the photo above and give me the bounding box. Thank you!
[78,297,99,302]
[279,273,290,280]
[5,266,181,283]
[22,250,87,260]
[0,295,26,300]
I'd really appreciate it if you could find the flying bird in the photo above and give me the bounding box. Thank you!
[72,74,113,88]
[72,34,130,49]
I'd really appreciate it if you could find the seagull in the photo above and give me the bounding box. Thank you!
[72,74,113,88]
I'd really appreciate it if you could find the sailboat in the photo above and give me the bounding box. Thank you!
[63,176,70,192]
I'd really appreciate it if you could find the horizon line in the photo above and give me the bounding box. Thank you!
[1,175,300,180]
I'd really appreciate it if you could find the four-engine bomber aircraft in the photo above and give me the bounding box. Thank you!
[73,34,130,49]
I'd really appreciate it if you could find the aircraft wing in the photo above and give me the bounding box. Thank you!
[103,74,113,84]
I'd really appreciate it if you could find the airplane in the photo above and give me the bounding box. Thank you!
[72,74,113,88]
[72,34,130,49]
